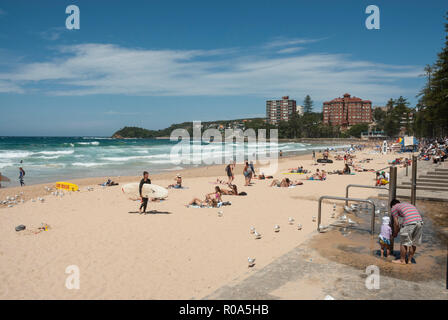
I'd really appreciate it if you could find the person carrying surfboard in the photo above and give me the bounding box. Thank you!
[139,171,151,214]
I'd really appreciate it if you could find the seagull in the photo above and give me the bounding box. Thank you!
[319,224,329,233]
[344,205,354,213]
[254,231,262,239]
[340,214,347,221]
[348,218,357,225]
[248,257,256,267]
[250,227,256,234]
[274,225,280,232]
[312,216,317,222]
[297,224,303,230]
[217,210,223,217]
[288,217,294,225]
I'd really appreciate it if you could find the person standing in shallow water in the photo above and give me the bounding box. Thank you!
[19,167,25,186]
[139,171,151,214]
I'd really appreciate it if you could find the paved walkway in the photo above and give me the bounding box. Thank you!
[204,232,448,300]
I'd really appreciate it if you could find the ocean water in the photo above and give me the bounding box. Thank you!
[0,137,349,187]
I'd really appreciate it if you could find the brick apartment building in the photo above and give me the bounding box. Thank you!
[323,93,372,127]
[266,96,297,124]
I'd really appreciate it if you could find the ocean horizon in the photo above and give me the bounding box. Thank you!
[0,136,351,187]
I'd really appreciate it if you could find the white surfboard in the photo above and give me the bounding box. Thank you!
[382,140,388,155]
[122,183,168,199]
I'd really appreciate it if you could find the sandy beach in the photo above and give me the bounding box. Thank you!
[0,149,405,299]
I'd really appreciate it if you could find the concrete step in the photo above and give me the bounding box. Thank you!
[378,193,448,202]
[413,178,448,184]
[402,181,448,187]
[419,175,448,180]
[426,171,448,176]
[397,185,448,192]
[435,168,448,172]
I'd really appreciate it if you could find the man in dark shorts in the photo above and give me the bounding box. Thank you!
[225,161,234,184]
[139,171,151,214]
[390,199,423,265]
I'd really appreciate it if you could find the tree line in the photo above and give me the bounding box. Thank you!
[414,11,448,138]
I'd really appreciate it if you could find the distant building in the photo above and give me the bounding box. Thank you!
[296,105,304,116]
[323,93,372,127]
[266,96,297,124]
[373,105,388,113]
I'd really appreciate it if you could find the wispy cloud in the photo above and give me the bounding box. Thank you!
[264,37,325,48]
[39,27,66,41]
[0,8,6,16]
[277,47,304,54]
[0,40,422,104]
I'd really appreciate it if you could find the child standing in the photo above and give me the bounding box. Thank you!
[378,216,392,257]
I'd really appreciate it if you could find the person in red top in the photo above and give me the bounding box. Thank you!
[390,199,423,265]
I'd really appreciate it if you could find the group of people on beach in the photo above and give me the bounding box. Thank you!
[134,143,428,267]
[418,137,448,163]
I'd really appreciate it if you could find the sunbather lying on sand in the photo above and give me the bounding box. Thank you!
[306,169,327,181]
[287,166,308,173]
[188,197,218,208]
[100,178,119,186]
[220,184,247,195]
[255,173,273,180]
[270,178,303,187]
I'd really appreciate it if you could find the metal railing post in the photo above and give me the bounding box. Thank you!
[388,166,397,212]
[411,155,417,205]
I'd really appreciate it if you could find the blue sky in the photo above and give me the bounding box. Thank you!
[0,0,446,136]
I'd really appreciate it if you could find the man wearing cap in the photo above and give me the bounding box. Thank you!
[390,199,423,265]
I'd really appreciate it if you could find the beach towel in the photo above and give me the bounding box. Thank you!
[282,172,306,175]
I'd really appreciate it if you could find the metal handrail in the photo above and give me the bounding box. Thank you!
[318,196,376,234]
[345,184,388,206]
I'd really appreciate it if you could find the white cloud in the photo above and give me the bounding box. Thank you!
[264,37,324,48]
[0,41,422,104]
[277,47,304,54]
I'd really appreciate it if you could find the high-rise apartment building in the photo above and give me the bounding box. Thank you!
[323,93,372,126]
[266,96,297,124]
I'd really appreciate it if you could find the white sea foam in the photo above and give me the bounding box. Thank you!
[76,141,100,146]
[38,150,75,155]
[72,162,109,167]
[0,151,34,159]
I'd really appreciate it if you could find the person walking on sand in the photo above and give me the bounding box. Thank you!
[139,171,151,214]
[243,161,252,186]
[249,160,256,177]
[312,150,316,164]
[390,199,423,265]
[225,161,235,185]
[19,167,25,187]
